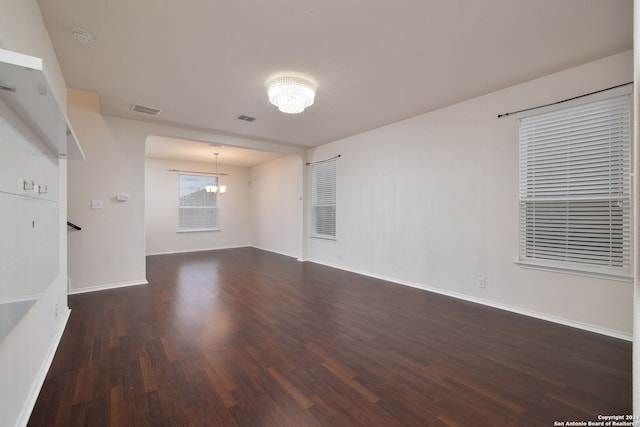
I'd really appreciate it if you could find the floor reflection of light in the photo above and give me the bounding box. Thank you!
[170,262,231,341]
[174,262,245,346]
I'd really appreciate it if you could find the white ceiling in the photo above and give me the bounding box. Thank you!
[145,136,284,167]
[39,0,632,149]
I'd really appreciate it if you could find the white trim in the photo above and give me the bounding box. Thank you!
[250,245,299,260]
[145,244,250,257]
[0,48,43,71]
[16,307,71,427]
[515,260,633,283]
[147,245,300,259]
[176,228,221,234]
[309,235,337,241]
[68,279,148,295]
[306,259,632,342]
[0,295,39,304]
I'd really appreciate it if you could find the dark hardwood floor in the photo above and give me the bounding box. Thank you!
[29,248,631,426]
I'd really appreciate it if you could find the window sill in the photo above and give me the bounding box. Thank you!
[515,260,632,282]
[177,228,221,233]
[309,235,337,241]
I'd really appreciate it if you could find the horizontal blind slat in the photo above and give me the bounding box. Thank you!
[311,160,336,237]
[518,93,631,274]
[178,174,220,231]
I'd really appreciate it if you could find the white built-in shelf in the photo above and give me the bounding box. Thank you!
[0,48,84,160]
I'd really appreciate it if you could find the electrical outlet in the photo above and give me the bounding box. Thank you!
[476,277,486,288]
[54,303,58,318]
[18,179,35,191]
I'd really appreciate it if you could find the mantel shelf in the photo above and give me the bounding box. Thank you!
[0,48,84,160]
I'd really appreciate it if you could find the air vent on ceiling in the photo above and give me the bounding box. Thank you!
[131,103,162,116]
[238,115,256,122]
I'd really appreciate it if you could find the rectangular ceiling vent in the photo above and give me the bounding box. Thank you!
[131,103,162,116]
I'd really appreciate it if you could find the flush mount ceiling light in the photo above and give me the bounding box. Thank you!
[71,28,95,44]
[267,76,316,114]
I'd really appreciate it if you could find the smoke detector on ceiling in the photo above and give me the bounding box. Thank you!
[71,28,95,44]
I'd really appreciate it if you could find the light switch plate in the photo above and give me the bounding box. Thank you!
[91,200,103,209]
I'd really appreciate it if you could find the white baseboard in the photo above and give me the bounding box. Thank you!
[146,245,250,256]
[68,279,148,295]
[16,307,71,427]
[147,245,301,260]
[250,245,300,260]
[306,260,632,342]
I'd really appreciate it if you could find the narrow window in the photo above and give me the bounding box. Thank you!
[178,174,219,232]
[311,159,336,238]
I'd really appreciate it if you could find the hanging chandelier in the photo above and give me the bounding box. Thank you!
[205,153,227,194]
[267,76,316,114]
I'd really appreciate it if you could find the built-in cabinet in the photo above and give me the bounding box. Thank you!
[0,48,82,344]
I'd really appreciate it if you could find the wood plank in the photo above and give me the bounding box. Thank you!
[27,247,632,426]
[266,366,314,410]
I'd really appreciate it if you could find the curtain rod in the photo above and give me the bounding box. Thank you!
[306,154,341,166]
[497,81,633,118]
[168,169,228,176]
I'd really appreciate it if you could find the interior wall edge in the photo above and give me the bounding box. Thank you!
[145,245,252,257]
[249,245,300,260]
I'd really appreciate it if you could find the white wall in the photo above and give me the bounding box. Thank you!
[0,1,71,427]
[249,155,303,258]
[145,155,304,258]
[0,0,66,108]
[67,90,147,292]
[67,89,305,293]
[145,157,251,255]
[307,50,634,338]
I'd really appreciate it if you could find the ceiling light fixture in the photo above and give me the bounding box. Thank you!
[267,76,316,114]
[71,28,95,44]
[205,153,227,195]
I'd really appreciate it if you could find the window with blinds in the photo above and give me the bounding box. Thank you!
[311,159,336,238]
[178,174,219,232]
[518,92,631,277]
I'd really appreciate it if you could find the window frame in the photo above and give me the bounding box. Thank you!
[177,173,220,233]
[516,86,632,280]
[310,159,337,240]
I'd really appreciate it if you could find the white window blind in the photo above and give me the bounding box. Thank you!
[311,159,336,238]
[518,93,631,277]
[178,174,219,232]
